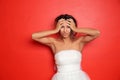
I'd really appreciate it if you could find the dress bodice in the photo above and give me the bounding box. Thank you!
[54,50,82,72]
[52,50,91,80]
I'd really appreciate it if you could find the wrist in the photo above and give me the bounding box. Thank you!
[72,27,77,32]
[54,29,59,33]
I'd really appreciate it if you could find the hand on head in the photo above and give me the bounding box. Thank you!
[56,19,76,32]
[66,19,76,31]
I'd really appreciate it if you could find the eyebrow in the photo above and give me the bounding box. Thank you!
[67,20,71,23]
[60,23,63,25]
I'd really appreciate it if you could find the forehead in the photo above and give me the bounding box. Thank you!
[58,18,74,22]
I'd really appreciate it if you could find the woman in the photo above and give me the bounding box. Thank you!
[32,14,100,80]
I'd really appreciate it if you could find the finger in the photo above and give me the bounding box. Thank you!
[67,19,73,21]
[67,20,75,26]
[58,19,65,22]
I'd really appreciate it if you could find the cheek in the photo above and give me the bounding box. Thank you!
[68,28,71,32]
[59,28,64,34]
[60,28,64,32]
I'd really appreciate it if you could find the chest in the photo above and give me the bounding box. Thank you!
[56,42,78,49]
[54,41,83,53]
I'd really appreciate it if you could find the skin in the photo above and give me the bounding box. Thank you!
[32,18,100,54]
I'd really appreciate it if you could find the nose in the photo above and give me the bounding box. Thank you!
[64,27,68,33]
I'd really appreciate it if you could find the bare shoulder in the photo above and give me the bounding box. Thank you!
[49,38,63,53]
[72,36,84,43]
[72,37,86,51]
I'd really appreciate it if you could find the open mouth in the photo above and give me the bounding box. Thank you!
[62,33,70,37]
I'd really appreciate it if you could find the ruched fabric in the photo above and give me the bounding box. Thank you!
[52,50,90,80]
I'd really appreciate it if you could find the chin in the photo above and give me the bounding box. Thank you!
[62,35,70,38]
[60,34,70,38]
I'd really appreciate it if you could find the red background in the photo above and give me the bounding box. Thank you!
[0,0,120,80]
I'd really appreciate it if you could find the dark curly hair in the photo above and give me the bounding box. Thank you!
[55,14,77,27]
[54,14,77,39]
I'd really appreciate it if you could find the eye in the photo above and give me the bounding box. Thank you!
[61,26,64,28]
[67,26,70,28]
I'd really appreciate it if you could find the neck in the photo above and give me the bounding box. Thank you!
[62,37,72,43]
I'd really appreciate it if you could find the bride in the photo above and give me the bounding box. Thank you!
[32,14,100,80]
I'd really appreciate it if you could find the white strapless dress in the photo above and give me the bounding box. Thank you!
[51,50,90,80]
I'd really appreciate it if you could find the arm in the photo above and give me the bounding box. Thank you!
[67,19,100,43]
[32,29,58,46]
[32,29,58,39]
[32,19,63,46]
[73,27,100,43]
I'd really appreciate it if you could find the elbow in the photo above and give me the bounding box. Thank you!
[32,33,36,40]
[95,30,101,37]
